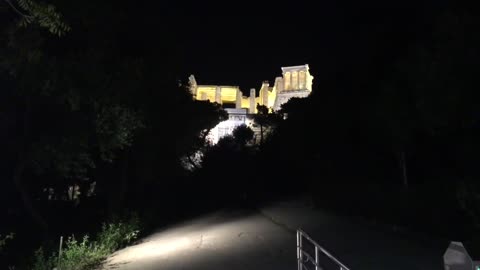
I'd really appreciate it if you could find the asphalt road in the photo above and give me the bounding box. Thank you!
[101,202,447,270]
[102,210,296,270]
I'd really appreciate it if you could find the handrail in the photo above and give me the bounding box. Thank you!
[297,229,351,270]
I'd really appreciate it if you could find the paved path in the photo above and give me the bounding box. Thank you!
[102,200,447,270]
[260,200,447,270]
[102,210,296,270]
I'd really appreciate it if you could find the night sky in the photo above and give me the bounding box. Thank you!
[152,0,445,91]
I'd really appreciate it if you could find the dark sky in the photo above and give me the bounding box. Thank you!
[131,1,444,92]
[2,0,448,92]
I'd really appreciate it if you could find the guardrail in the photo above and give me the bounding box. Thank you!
[297,229,350,270]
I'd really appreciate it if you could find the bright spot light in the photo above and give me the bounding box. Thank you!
[109,237,192,263]
[105,211,263,268]
[139,237,191,258]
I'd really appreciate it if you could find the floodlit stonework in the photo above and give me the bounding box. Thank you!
[189,64,314,144]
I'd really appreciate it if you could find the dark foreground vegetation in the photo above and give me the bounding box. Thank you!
[1,1,480,268]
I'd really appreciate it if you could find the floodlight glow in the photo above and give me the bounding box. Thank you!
[106,236,192,264]
[103,211,290,269]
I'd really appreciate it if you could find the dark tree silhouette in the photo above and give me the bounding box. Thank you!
[232,124,254,146]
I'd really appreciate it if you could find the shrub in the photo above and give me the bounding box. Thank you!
[32,214,141,270]
[32,248,56,270]
[58,235,104,270]
[0,233,14,252]
[97,214,140,253]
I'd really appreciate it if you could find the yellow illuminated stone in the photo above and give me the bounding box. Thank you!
[187,65,314,144]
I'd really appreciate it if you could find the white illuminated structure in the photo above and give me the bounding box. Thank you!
[206,108,252,144]
[189,64,314,144]
[443,241,480,270]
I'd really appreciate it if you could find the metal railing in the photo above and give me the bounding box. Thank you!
[297,229,350,270]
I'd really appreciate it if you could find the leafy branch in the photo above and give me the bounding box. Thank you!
[5,0,70,36]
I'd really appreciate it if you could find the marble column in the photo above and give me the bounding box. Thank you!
[249,88,256,114]
[299,71,305,89]
[236,89,242,109]
[292,71,298,90]
[284,72,291,90]
[215,86,222,104]
[262,82,269,107]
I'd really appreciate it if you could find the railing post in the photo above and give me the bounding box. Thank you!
[58,236,63,269]
[297,231,300,270]
[297,231,299,270]
[297,230,303,270]
[297,229,350,270]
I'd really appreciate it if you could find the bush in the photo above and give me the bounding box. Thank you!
[32,248,56,270]
[97,214,140,252]
[0,233,14,252]
[32,214,141,270]
[58,235,105,270]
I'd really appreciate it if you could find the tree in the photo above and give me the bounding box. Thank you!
[232,124,254,146]
[0,4,152,231]
[253,104,282,146]
[194,124,256,207]
[2,0,70,36]
[374,7,480,190]
[178,99,227,170]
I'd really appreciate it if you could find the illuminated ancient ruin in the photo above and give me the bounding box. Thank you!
[189,64,314,143]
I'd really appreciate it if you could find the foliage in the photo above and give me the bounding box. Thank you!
[96,214,141,252]
[176,98,228,154]
[56,235,103,270]
[456,180,480,229]
[7,0,71,36]
[232,125,254,146]
[32,248,56,270]
[32,215,140,270]
[0,0,226,250]
[0,233,14,252]
[163,85,228,171]
[252,104,283,145]
[95,104,145,163]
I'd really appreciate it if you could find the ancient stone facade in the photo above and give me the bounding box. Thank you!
[188,64,313,144]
